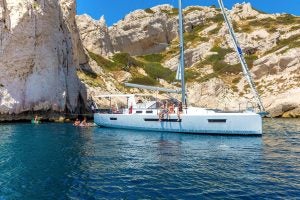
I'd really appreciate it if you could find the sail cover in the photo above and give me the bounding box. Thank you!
[176,64,181,81]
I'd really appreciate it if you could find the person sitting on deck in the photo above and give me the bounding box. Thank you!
[177,102,183,121]
[137,99,143,104]
[169,103,175,114]
[111,105,118,114]
[159,102,169,121]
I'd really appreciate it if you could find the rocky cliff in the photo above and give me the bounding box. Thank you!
[76,3,300,117]
[0,0,88,120]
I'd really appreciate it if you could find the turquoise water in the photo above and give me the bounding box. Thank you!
[0,119,299,199]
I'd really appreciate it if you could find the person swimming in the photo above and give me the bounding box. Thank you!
[79,117,87,127]
[31,115,41,124]
[73,118,80,126]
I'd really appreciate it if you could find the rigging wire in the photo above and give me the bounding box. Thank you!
[218,0,265,112]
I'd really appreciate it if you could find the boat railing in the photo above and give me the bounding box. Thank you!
[95,107,161,115]
[219,101,260,113]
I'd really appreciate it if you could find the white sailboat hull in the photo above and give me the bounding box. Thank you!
[94,108,262,135]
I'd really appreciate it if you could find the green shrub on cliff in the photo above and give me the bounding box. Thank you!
[88,51,121,71]
[138,54,164,63]
[265,34,300,54]
[201,46,245,75]
[144,8,155,14]
[161,8,179,16]
[129,76,157,86]
[210,14,224,23]
[184,7,203,15]
[112,53,143,70]
[77,70,104,88]
[144,62,175,82]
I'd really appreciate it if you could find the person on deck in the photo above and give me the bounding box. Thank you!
[177,102,183,121]
[159,102,168,121]
[169,103,175,114]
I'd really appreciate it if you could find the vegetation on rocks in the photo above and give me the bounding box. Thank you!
[143,62,175,82]
[138,54,164,63]
[265,34,300,55]
[89,52,176,86]
[144,8,155,14]
[202,46,242,75]
[88,52,121,71]
[129,76,157,86]
[209,14,224,24]
[161,8,179,16]
[184,25,210,47]
[234,14,300,33]
[77,70,104,88]
[184,7,203,15]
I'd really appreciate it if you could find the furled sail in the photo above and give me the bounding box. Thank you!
[176,64,182,81]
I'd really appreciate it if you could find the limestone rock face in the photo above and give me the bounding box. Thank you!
[76,14,113,57]
[264,89,300,117]
[231,3,260,20]
[108,8,177,56]
[164,41,213,70]
[76,5,183,56]
[253,48,300,79]
[0,0,87,116]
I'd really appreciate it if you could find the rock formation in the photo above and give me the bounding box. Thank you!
[75,14,113,57]
[0,0,88,120]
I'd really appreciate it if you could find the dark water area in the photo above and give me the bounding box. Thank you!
[0,119,299,199]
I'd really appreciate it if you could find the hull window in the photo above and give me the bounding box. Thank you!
[146,110,153,114]
[110,117,117,120]
[144,118,182,122]
[208,119,227,123]
[136,111,143,114]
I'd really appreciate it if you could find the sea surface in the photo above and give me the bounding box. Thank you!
[0,119,299,199]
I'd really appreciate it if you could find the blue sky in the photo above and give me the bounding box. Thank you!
[77,0,300,26]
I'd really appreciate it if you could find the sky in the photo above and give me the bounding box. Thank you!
[77,0,300,26]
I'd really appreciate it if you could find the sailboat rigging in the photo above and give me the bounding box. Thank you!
[178,0,186,105]
[218,0,265,113]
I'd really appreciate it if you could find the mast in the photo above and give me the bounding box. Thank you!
[178,0,186,105]
[218,0,265,112]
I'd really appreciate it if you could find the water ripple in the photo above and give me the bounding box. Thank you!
[0,119,299,199]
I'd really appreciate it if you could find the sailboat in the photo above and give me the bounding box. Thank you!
[93,0,264,135]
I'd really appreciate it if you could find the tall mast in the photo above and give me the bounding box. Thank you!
[218,0,265,112]
[178,0,186,105]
